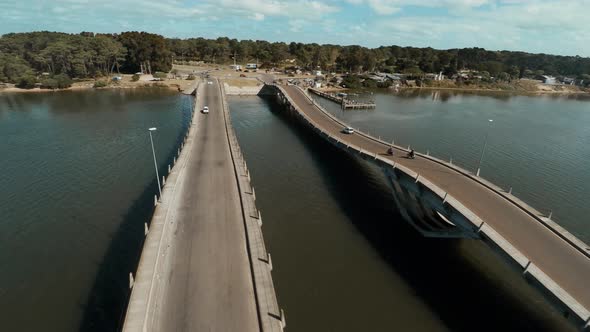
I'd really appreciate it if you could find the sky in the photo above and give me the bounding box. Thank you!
[1,0,589,56]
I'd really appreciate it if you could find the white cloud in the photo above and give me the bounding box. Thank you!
[250,13,265,21]
[1,0,589,56]
[367,0,401,15]
[215,0,340,19]
[288,19,306,32]
[351,0,492,15]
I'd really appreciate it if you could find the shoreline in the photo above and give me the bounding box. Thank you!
[0,83,182,94]
[398,85,589,95]
[316,85,589,96]
[3,76,588,97]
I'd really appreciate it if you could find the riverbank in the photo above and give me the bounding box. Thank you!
[399,85,589,95]
[409,78,589,95]
[315,82,588,96]
[0,74,195,94]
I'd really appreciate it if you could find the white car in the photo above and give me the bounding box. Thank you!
[202,106,209,114]
[342,126,354,134]
[207,81,213,85]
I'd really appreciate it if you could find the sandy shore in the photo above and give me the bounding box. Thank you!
[4,67,586,97]
[398,85,589,95]
[0,74,195,94]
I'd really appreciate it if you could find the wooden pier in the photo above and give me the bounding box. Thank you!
[308,88,376,109]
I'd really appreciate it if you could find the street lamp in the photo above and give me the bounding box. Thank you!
[476,119,494,177]
[148,127,162,199]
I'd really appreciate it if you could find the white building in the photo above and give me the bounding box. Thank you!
[541,75,556,84]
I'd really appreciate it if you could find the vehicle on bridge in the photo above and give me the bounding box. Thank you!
[202,106,209,114]
[342,126,354,134]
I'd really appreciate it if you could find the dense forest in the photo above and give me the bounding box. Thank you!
[2,31,590,88]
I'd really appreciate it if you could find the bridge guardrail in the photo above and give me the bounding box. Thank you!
[220,81,285,332]
[275,84,590,326]
[123,83,201,331]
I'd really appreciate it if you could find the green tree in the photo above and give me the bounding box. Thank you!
[497,72,511,81]
[41,78,58,89]
[508,65,520,79]
[17,75,37,89]
[54,73,73,88]
[118,31,172,73]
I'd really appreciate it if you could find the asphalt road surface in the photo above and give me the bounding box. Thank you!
[153,80,259,331]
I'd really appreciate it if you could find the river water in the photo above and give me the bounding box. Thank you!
[0,88,191,331]
[228,90,589,332]
[0,88,586,331]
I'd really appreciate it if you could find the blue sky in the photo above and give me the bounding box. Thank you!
[1,0,589,56]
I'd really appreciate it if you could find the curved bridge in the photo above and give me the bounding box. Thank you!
[269,83,590,330]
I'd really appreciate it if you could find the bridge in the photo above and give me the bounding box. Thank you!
[122,79,284,331]
[266,82,590,330]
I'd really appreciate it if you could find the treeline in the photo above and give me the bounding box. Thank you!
[2,31,590,88]
[169,38,590,79]
[0,31,171,88]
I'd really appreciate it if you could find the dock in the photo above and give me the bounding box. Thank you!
[308,88,376,109]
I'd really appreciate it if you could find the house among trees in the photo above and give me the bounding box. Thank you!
[540,75,557,84]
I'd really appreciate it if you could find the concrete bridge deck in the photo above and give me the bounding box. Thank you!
[275,83,590,328]
[122,80,282,331]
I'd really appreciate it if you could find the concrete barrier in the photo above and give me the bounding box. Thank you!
[219,82,284,332]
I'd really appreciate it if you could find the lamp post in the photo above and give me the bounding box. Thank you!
[148,127,162,199]
[476,119,494,177]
